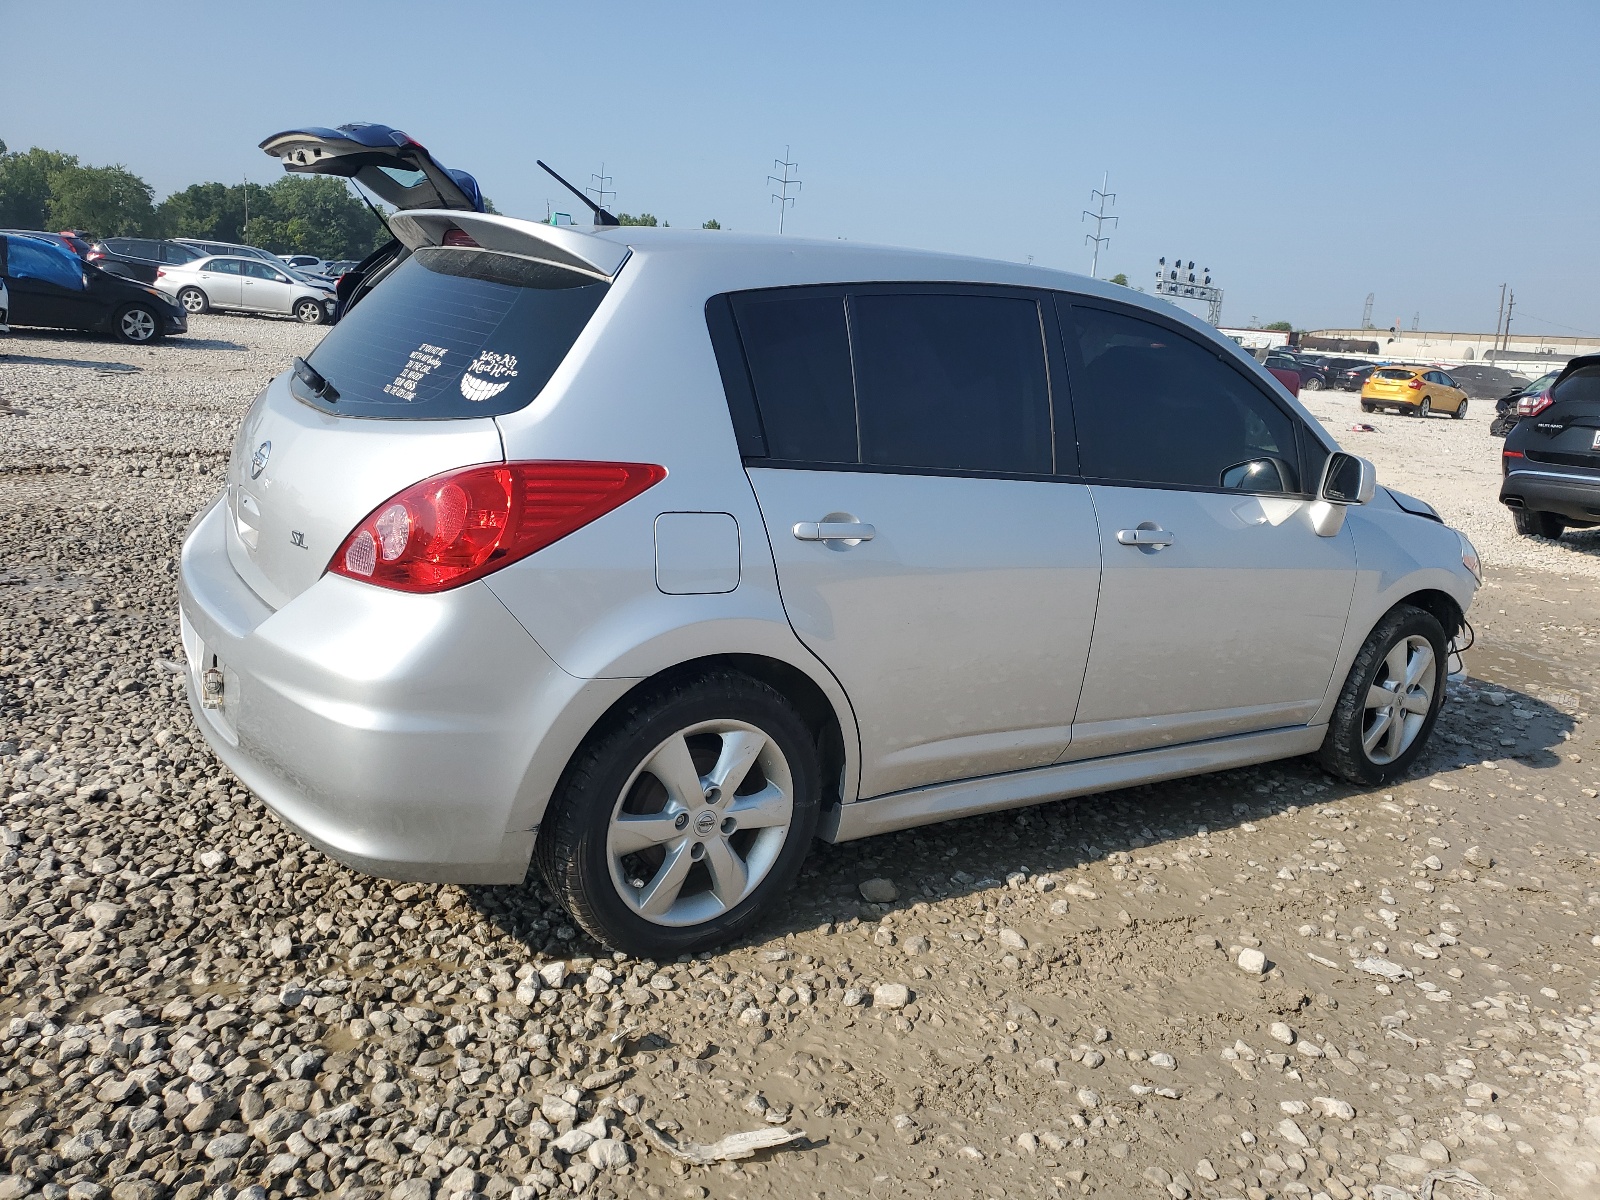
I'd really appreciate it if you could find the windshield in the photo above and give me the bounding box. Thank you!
[300,246,609,419]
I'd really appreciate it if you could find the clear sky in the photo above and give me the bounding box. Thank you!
[8,0,1598,335]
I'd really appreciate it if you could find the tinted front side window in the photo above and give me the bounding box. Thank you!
[730,292,857,463]
[300,247,609,419]
[848,294,1052,474]
[1066,305,1300,492]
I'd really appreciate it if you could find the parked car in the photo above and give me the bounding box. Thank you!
[322,259,359,279]
[1,233,186,343]
[173,127,1482,957]
[1500,355,1600,539]
[1265,351,1328,391]
[279,254,330,275]
[1489,370,1560,437]
[56,230,96,257]
[1362,367,1469,418]
[155,255,335,323]
[1,229,84,258]
[172,238,286,265]
[1336,363,1377,391]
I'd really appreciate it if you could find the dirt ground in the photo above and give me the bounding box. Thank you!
[2,321,1599,1200]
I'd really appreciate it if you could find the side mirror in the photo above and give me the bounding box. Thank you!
[1320,452,1375,505]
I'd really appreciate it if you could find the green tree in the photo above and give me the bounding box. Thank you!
[244,176,388,260]
[1108,272,1128,286]
[0,144,81,229]
[702,218,721,230]
[614,212,659,227]
[1263,320,1293,331]
[48,164,156,237]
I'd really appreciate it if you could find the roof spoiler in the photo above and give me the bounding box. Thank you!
[388,211,630,281]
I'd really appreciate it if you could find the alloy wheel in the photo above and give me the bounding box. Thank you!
[296,299,324,324]
[120,308,157,342]
[180,289,206,314]
[605,719,794,928]
[1361,634,1435,765]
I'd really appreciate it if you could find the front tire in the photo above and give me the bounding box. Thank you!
[537,671,820,957]
[1317,604,1448,786]
[295,298,327,325]
[1302,376,1324,391]
[114,304,161,344]
[1452,399,1468,420]
[178,287,208,315]
[1513,508,1566,539]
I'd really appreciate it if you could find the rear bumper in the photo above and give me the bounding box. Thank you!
[1500,466,1600,525]
[1363,392,1420,409]
[178,495,610,883]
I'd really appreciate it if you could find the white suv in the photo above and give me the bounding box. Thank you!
[180,194,1479,957]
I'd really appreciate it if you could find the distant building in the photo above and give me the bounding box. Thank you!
[1218,327,1290,351]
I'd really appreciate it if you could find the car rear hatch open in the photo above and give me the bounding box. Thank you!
[223,213,629,610]
[259,123,485,212]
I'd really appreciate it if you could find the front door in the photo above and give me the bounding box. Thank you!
[2,236,95,329]
[1059,299,1357,759]
[729,286,1102,798]
[242,260,295,312]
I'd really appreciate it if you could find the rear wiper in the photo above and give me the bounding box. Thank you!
[292,356,339,402]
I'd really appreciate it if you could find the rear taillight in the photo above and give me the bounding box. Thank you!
[1405,378,1422,390]
[329,461,666,593]
[1516,388,1552,417]
[441,226,479,247]
[156,269,166,278]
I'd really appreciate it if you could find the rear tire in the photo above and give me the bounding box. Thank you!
[536,671,820,957]
[294,298,327,325]
[1415,397,1431,417]
[178,287,208,315]
[1360,402,1375,413]
[1317,604,1448,786]
[1303,376,1324,391]
[1513,508,1566,539]
[113,304,161,344]
[1452,399,1468,420]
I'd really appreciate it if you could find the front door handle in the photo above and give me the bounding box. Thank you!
[793,520,876,543]
[1116,527,1175,548]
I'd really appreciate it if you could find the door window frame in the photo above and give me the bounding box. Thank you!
[706,281,1079,481]
[1054,293,1323,499]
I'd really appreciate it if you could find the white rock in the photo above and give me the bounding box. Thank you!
[998,928,1028,950]
[1313,1096,1355,1121]
[587,1138,631,1170]
[873,983,911,1010]
[1148,1052,1176,1070]
[538,961,568,989]
[1269,1022,1295,1045]
[1277,1118,1310,1148]
[1237,948,1267,975]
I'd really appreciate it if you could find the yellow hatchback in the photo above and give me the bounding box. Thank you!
[1361,366,1469,418]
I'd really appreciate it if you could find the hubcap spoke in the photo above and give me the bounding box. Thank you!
[702,838,749,908]
[1366,683,1396,710]
[1385,705,1407,758]
[725,783,790,830]
[1404,644,1434,689]
[1363,710,1393,755]
[610,811,686,856]
[645,734,707,807]
[1384,643,1409,686]
[1401,689,1432,715]
[707,729,766,798]
[636,842,694,918]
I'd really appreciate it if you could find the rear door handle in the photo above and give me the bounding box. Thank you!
[793,520,876,542]
[1116,527,1175,548]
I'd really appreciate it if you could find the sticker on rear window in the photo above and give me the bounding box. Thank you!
[383,343,448,401]
[461,351,520,402]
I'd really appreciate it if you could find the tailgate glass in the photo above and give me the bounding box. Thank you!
[300,247,608,419]
[1373,369,1414,382]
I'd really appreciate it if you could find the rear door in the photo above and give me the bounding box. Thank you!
[198,258,244,307]
[1059,299,1356,758]
[727,285,1102,798]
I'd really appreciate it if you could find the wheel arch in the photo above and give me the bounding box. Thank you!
[1398,587,1465,640]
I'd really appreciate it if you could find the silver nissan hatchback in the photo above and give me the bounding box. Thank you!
[179,136,1479,957]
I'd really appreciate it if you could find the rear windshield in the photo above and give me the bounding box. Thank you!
[1552,364,1600,406]
[1374,369,1415,380]
[300,247,608,419]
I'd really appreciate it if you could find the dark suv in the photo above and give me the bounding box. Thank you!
[1501,355,1600,539]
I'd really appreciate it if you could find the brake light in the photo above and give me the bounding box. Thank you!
[441,227,479,248]
[1516,388,1553,417]
[1503,450,1524,458]
[329,461,666,593]
[1406,378,1422,390]
[156,269,166,278]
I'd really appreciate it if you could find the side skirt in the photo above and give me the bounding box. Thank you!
[820,724,1326,843]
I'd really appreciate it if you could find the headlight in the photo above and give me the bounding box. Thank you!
[1458,531,1481,584]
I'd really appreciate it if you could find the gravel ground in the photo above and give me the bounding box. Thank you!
[3,320,1600,1200]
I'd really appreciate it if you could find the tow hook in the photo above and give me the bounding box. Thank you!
[201,664,225,709]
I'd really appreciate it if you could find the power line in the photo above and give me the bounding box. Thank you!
[768,146,801,234]
[1081,172,1117,280]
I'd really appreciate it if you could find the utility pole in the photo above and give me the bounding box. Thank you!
[1495,283,1507,350]
[586,164,615,213]
[1502,289,1515,351]
[768,147,801,234]
[1361,293,1375,330]
[242,175,249,241]
[1081,172,1117,279]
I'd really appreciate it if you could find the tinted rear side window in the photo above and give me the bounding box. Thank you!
[1066,305,1300,493]
[1553,364,1600,407]
[300,247,608,419]
[729,291,857,463]
[848,293,1051,474]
